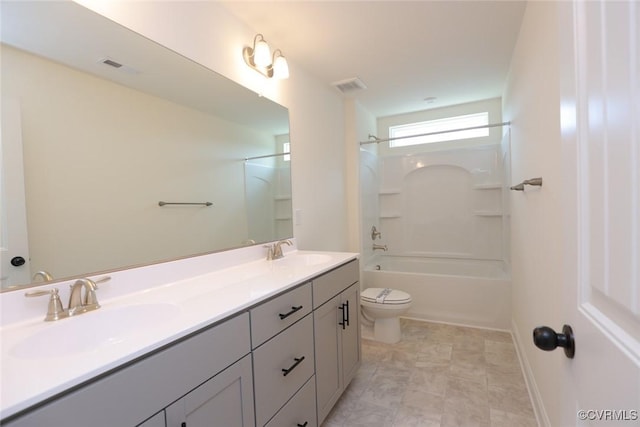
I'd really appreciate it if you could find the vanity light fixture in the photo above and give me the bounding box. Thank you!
[243,34,289,79]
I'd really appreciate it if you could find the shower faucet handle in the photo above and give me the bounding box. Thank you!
[371,226,382,240]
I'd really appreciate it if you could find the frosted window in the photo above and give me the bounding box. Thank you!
[389,112,489,147]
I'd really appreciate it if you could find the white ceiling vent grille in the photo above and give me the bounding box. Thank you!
[331,77,367,93]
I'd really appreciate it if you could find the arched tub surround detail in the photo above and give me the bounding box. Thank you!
[361,141,512,330]
[378,144,506,261]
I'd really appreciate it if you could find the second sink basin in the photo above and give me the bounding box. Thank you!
[10,303,181,359]
[272,253,333,268]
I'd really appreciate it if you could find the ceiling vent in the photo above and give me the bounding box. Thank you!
[101,58,123,68]
[98,57,139,74]
[331,77,367,94]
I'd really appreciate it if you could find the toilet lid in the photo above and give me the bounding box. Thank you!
[361,287,411,304]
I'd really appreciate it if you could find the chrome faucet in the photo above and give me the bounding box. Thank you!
[273,239,293,259]
[265,239,293,260]
[25,276,111,321]
[32,270,54,282]
[68,278,100,315]
[372,243,388,251]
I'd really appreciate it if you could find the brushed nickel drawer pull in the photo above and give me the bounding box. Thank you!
[282,356,305,376]
[279,305,303,320]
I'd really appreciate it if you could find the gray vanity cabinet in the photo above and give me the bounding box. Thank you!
[164,355,254,427]
[312,261,361,425]
[3,313,252,427]
[137,412,165,427]
[250,282,315,427]
[2,258,361,427]
[338,282,361,387]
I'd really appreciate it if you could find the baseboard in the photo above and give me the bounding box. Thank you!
[511,318,549,427]
[401,315,511,333]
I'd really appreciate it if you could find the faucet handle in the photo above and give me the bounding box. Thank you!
[92,276,111,288]
[263,244,275,260]
[25,288,67,321]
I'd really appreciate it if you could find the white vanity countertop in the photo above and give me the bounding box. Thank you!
[0,248,358,419]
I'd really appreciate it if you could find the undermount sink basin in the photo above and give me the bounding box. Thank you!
[10,303,181,359]
[273,253,333,268]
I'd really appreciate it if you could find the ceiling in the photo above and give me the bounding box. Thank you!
[0,1,289,134]
[221,1,527,118]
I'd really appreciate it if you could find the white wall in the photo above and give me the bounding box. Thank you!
[503,2,567,426]
[75,0,349,252]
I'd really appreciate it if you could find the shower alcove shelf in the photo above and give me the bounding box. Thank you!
[372,145,507,262]
[275,195,292,220]
[378,189,402,219]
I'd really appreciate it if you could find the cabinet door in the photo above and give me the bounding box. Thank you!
[138,411,166,427]
[165,355,254,427]
[341,283,361,388]
[313,295,343,425]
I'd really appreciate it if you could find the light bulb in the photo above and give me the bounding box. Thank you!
[253,39,271,68]
[272,55,289,79]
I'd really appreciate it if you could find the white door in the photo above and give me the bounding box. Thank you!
[0,98,31,288]
[560,1,640,424]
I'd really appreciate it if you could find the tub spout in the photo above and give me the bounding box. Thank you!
[373,244,388,251]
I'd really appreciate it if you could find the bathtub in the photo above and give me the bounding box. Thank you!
[363,255,511,330]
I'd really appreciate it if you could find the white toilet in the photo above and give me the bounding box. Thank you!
[361,287,412,344]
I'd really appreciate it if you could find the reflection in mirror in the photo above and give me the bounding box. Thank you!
[244,142,292,244]
[0,1,292,291]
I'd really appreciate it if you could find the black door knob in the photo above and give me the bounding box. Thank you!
[533,324,575,358]
[10,256,26,267]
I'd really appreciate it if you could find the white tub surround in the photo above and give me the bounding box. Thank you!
[359,118,512,331]
[0,242,358,420]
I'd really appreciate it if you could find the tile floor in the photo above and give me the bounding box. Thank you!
[322,319,537,427]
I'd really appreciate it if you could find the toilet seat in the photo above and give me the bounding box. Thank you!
[361,287,411,305]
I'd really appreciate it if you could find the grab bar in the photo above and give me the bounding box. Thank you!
[158,201,213,207]
[510,177,543,191]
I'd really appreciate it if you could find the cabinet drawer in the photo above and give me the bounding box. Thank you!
[253,314,315,426]
[264,376,317,427]
[312,259,359,308]
[250,282,312,348]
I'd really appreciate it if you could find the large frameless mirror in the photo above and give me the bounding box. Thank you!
[1,1,292,291]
